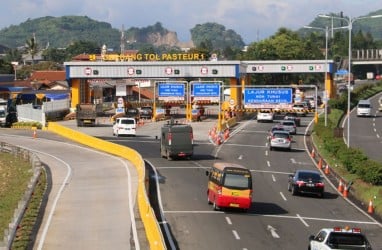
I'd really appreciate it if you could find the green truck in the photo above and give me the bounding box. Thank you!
[76,103,97,127]
[160,119,194,160]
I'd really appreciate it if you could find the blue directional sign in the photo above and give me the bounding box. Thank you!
[192,83,220,97]
[244,88,293,104]
[158,83,185,97]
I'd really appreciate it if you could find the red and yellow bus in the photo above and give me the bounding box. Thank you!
[206,162,253,211]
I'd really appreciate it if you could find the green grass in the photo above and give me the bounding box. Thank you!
[0,153,33,240]
[0,152,46,249]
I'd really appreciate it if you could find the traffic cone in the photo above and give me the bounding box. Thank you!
[33,130,37,139]
[324,164,330,175]
[343,185,349,198]
[311,148,315,158]
[337,179,344,192]
[216,135,221,145]
[317,158,323,169]
[368,200,374,214]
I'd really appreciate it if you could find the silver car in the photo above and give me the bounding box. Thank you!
[279,120,297,134]
[269,131,292,151]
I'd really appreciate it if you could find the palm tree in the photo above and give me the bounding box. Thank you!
[25,35,38,65]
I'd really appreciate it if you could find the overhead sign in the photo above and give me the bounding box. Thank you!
[191,82,221,101]
[244,88,293,104]
[158,83,185,101]
[192,83,220,96]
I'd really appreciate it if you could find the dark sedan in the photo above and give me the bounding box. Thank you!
[288,170,324,198]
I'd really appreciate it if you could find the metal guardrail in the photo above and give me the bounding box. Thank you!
[0,142,42,250]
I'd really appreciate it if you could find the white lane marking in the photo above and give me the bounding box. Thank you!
[267,161,271,167]
[374,128,377,132]
[250,169,293,175]
[146,160,177,250]
[265,150,268,156]
[232,230,240,240]
[267,225,280,238]
[163,211,380,225]
[225,216,232,225]
[4,135,141,249]
[272,174,276,182]
[31,151,72,250]
[280,192,287,201]
[238,154,243,160]
[377,134,380,138]
[297,213,310,227]
[290,158,296,164]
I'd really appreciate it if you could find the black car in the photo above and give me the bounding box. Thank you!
[125,107,140,122]
[288,169,324,198]
[140,106,153,119]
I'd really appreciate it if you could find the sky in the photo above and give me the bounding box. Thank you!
[0,0,381,44]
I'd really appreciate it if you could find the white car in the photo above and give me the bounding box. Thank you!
[278,120,297,134]
[309,227,372,250]
[269,130,292,151]
[257,109,274,122]
[113,117,137,137]
[292,103,308,116]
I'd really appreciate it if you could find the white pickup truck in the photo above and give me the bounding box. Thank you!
[308,227,372,250]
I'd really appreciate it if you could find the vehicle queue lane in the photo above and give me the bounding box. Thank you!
[218,116,382,249]
[92,115,382,249]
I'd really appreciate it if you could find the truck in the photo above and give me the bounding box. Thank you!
[76,103,97,127]
[308,227,372,250]
[160,118,194,160]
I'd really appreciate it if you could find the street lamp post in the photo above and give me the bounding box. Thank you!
[303,26,329,127]
[318,13,382,147]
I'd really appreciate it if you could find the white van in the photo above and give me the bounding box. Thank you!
[356,100,372,117]
[112,117,137,136]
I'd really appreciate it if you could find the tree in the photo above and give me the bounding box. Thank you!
[25,36,38,65]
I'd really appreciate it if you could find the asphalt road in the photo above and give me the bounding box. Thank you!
[342,92,382,162]
[0,129,140,250]
[2,108,382,250]
[97,114,382,250]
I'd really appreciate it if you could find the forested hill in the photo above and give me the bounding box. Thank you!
[0,16,247,53]
[0,16,186,51]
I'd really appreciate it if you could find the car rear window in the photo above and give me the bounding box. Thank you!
[121,119,135,125]
[298,172,321,181]
[281,121,294,126]
[273,132,289,138]
[327,232,368,246]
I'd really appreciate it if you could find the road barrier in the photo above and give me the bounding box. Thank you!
[47,122,165,250]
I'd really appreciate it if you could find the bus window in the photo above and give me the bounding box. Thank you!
[223,173,251,189]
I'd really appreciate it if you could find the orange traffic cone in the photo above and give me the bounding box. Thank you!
[317,158,323,169]
[33,130,37,139]
[368,200,374,214]
[324,164,330,175]
[343,185,349,198]
[337,179,344,192]
[311,148,315,158]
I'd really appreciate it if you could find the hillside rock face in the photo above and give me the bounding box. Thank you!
[140,31,194,48]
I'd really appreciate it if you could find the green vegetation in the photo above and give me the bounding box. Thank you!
[0,150,46,249]
[313,82,382,215]
[0,153,33,243]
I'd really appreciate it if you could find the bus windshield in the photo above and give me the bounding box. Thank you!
[223,173,251,189]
